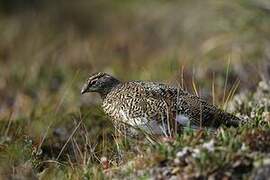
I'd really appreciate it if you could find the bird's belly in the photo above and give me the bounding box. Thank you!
[103,102,164,135]
[117,109,164,135]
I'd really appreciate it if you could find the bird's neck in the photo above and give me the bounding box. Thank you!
[99,79,121,99]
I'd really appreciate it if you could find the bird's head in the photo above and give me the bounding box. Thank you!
[81,72,120,97]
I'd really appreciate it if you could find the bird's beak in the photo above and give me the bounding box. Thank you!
[81,83,88,94]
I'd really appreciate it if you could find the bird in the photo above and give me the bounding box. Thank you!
[81,72,240,137]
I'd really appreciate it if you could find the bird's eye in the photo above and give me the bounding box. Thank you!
[90,79,98,85]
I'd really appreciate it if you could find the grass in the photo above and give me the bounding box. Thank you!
[0,0,270,179]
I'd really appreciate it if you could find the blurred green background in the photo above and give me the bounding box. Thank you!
[0,0,270,178]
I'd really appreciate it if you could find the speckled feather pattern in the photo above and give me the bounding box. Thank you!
[101,80,240,136]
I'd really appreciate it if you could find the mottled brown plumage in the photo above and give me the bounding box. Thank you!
[81,72,240,137]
